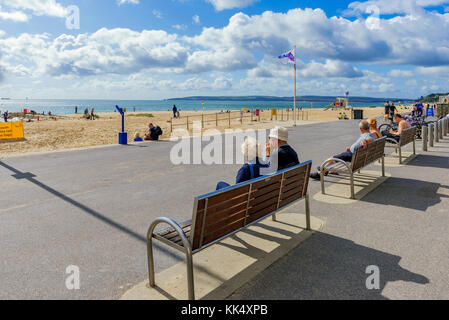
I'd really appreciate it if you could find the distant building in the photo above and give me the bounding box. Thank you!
[439,95,449,103]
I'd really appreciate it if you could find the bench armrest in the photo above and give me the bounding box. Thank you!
[147,217,192,253]
[385,138,400,146]
[320,158,352,173]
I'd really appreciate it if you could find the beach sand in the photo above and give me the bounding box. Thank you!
[0,106,411,157]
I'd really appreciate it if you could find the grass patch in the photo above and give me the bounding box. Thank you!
[128,113,154,118]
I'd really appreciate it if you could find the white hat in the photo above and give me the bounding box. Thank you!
[269,126,288,141]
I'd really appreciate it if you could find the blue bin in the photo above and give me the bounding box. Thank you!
[426,108,434,117]
[119,132,128,145]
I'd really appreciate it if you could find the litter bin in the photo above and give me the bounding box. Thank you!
[353,109,364,120]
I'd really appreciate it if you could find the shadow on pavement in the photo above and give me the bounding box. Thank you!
[405,154,449,169]
[360,176,448,211]
[0,160,228,283]
[230,231,429,300]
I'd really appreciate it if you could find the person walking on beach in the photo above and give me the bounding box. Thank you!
[3,110,8,122]
[91,108,95,120]
[172,105,178,118]
[384,101,391,122]
[75,106,78,114]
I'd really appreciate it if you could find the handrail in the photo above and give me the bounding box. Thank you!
[320,157,353,173]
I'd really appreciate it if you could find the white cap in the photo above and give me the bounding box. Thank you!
[269,126,288,141]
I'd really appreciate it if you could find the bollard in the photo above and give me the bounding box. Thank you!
[422,126,428,151]
[435,121,439,143]
[429,123,434,147]
[443,117,449,136]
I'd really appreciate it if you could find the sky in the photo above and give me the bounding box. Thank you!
[0,0,449,100]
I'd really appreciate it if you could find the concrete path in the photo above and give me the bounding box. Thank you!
[231,137,449,300]
[1,119,447,299]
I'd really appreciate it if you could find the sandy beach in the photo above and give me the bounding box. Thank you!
[0,106,411,157]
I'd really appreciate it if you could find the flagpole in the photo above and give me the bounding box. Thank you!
[294,45,297,126]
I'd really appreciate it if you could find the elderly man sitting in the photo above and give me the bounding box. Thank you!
[265,126,300,172]
[310,120,374,180]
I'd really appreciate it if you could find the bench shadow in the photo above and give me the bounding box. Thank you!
[227,231,429,300]
[404,154,449,169]
[360,176,449,211]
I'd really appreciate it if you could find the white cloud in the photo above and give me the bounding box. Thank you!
[173,24,188,31]
[206,0,259,11]
[346,0,449,15]
[0,6,28,21]
[0,0,68,17]
[417,65,449,78]
[117,0,139,5]
[248,57,364,79]
[388,69,414,77]
[192,14,200,24]
[152,10,163,19]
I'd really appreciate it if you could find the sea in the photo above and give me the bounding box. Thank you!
[0,99,384,115]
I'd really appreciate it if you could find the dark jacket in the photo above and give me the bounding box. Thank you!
[235,158,270,184]
[271,144,300,171]
[149,126,159,140]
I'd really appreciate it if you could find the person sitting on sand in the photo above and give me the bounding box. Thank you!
[144,123,163,141]
[134,132,143,142]
[310,120,374,180]
[216,137,270,190]
[368,118,382,139]
[381,114,410,142]
[265,126,300,173]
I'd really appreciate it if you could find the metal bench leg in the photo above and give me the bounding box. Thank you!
[413,139,416,155]
[305,194,311,231]
[350,172,355,199]
[186,249,195,300]
[320,171,325,194]
[381,156,385,177]
[148,236,156,288]
[398,147,402,164]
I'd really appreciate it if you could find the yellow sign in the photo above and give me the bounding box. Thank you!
[0,121,25,141]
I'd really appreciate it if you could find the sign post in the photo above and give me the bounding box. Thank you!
[115,105,127,145]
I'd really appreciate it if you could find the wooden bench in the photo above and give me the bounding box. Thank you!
[146,161,312,300]
[319,137,386,199]
[385,127,416,164]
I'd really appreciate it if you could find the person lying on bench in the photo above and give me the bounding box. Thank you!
[310,120,374,180]
[381,114,410,142]
[216,137,269,190]
[265,126,300,173]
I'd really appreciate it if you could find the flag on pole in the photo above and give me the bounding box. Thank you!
[278,49,295,64]
[345,91,349,96]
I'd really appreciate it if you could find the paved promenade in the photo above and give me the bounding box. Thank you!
[1,119,448,299]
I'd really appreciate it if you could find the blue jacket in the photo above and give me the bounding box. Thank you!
[235,158,270,184]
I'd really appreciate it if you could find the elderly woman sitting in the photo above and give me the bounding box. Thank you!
[216,137,269,190]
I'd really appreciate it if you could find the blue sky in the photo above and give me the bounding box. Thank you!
[0,0,448,100]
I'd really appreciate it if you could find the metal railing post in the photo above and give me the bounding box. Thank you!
[422,126,428,152]
[439,120,443,140]
[429,123,434,147]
